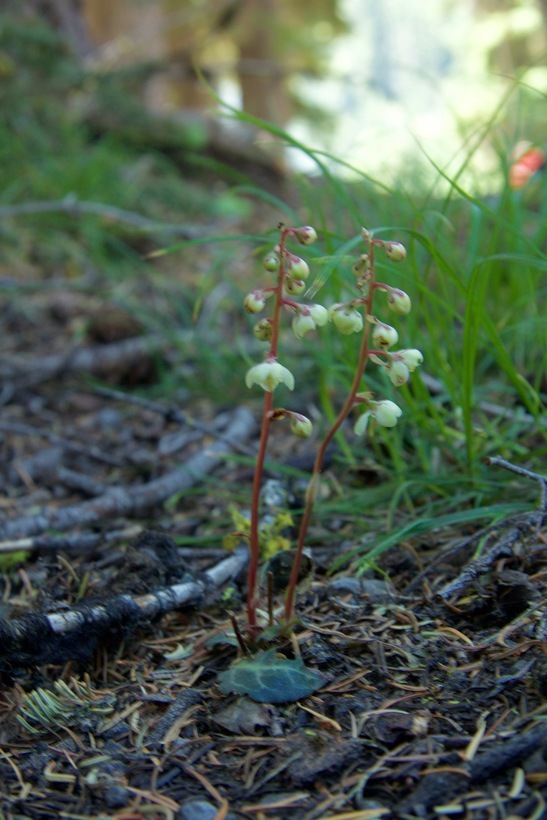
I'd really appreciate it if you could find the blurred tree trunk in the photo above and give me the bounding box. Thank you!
[236,0,291,126]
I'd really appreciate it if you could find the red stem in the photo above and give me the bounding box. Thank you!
[246,228,291,633]
[284,238,377,622]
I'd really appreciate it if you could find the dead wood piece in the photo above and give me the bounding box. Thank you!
[0,406,255,540]
[0,548,248,669]
[0,334,172,390]
[396,724,547,817]
[0,526,141,556]
[147,689,203,748]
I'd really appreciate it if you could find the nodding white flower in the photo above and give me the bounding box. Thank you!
[371,400,402,427]
[286,255,310,281]
[329,304,364,335]
[295,226,318,245]
[387,359,410,386]
[244,291,266,314]
[398,348,423,371]
[290,414,313,438]
[308,304,328,326]
[385,242,407,262]
[354,411,371,437]
[285,278,306,295]
[387,288,412,315]
[245,360,295,392]
[292,304,328,339]
[292,312,316,339]
[372,322,399,350]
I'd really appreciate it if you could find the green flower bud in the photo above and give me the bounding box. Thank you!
[290,414,313,438]
[286,255,310,281]
[263,252,279,272]
[372,322,398,350]
[387,288,412,315]
[329,304,363,335]
[294,226,317,245]
[385,242,407,262]
[253,319,273,341]
[285,278,306,295]
[244,291,266,314]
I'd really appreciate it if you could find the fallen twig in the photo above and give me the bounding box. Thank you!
[405,456,547,601]
[0,334,172,391]
[0,407,255,540]
[0,526,142,556]
[0,547,248,668]
[93,384,256,457]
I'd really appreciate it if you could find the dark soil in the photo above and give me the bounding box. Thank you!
[0,283,545,820]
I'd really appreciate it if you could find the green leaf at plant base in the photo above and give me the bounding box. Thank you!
[217,650,324,704]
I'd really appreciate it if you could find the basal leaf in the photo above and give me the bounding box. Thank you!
[218,650,324,704]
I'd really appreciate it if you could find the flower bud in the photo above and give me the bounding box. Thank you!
[371,400,402,427]
[285,278,306,295]
[385,242,407,262]
[387,359,410,386]
[263,252,279,272]
[387,288,412,315]
[352,254,371,276]
[253,319,272,341]
[244,291,266,314]
[294,226,317,245]
[290,414,313,438]
[329,304,364,335]
[286,255,310,281]
[372,322,398,350]
[398,348,423,371]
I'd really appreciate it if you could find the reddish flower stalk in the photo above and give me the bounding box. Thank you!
[284,239,379,622]
[246,227,291,633]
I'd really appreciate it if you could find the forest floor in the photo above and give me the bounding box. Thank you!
[0,237,546,820]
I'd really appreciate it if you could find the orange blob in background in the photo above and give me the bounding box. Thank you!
[509,141,545,189]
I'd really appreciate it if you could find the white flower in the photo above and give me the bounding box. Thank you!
[290,414,313,438]
[292,313,316,339]
[292,304,329,339]
[387,359,410,386]
[329,304,364,335]
[371,400,402,427]
[308,304,328,326]
[354,412,371,436]
[245,360,295,392]
[372,322,399,350]
[387,288,412,315]
[398,348,423,371]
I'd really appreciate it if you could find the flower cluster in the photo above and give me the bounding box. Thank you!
[242,222,424,631]
[325,229,423,434]
[243,225,323,440]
